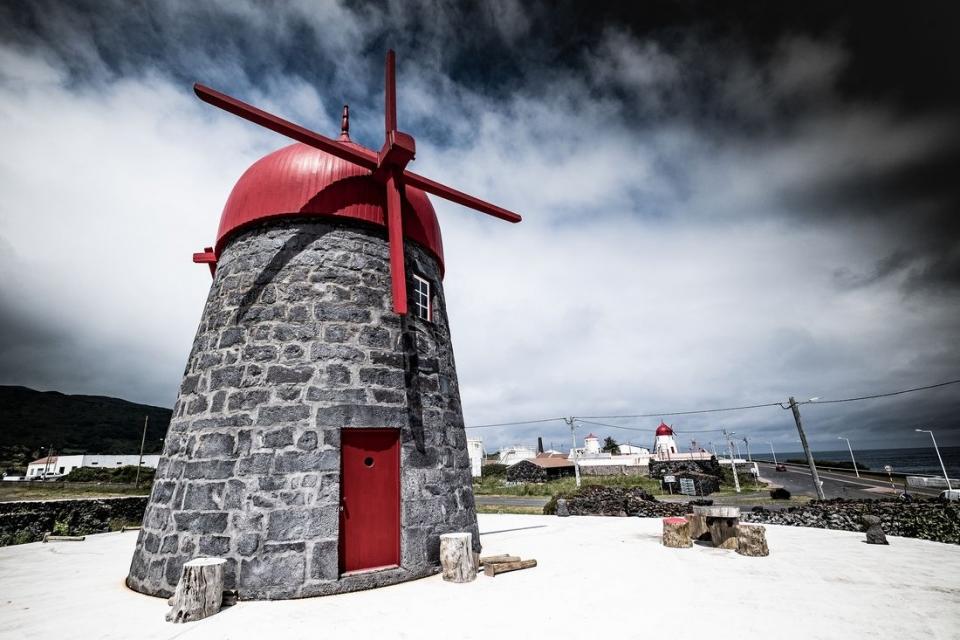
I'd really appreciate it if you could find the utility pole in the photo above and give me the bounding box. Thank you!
[767,442,778,465]
[565,417,581,488]
[916,429,952,491]
[722,429,741,493]
[743,437,752,462]
[135,415,149,489]
[838,436,860,478]
[788,397,825,500]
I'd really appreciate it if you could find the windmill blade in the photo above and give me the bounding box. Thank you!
[194,84,378,171]
[385,170,408,315]
[385,50,397,135]
[404,170,522,223]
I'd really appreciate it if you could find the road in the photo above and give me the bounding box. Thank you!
[755,461,938,499]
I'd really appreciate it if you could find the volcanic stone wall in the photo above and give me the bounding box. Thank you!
[127,219,478,599]
[0,496,147,546]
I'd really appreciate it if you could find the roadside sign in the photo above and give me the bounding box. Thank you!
[679,478,696,496]
[883,465,892,473]
[663,475,676,483]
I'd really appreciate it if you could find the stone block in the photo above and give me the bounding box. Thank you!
[311,539,339,580]
[259,405,311,425]
[236,453,273,475]
[184,460,237,480]
[195,433,236,458]
[296,431,318,451]
[240,554,305,589]
[199,535,232,556]
[266,365,314,384]
[237,533,260,556]
[274,450,338,473]
[262,427,294,448]
[183,483,225,510]
[210,366,243,390]
[173,512,228,534]
[359,367,405,388]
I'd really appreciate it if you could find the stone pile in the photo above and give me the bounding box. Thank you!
[649,457,722,480]
[743,498,959,545]
[556,486,686,518]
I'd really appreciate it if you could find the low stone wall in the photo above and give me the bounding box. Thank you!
[743,499,959,545]
[578,465,647,477]
[0,497,148,546]
[649,457,722,479]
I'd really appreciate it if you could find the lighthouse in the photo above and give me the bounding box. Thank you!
[127,52,521,600]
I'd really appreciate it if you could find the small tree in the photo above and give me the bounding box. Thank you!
[601,437,620,455]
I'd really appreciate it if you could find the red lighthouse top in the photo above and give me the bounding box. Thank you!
[655,422,673,436]
[216,139,445,273]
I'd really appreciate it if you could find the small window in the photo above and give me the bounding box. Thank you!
[411,274,431,322]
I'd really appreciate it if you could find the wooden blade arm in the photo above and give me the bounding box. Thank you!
[194,84,378,171]
[385,170,408,315]
[403,170,522,223]
[385,50,397,136]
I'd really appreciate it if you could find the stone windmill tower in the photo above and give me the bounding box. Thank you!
[126,52,521,600]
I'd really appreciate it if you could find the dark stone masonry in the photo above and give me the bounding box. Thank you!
[126,219,479,599]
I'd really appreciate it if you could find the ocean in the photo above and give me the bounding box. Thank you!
[760,446,960,479]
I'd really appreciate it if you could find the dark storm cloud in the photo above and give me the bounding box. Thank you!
[1,0,958,447]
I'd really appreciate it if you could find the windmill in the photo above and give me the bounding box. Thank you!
[127,51,525,600]
[192,50,521,315]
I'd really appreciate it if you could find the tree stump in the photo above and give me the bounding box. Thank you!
[165,557,226,623]
[735,524,769,557]
[440,533,477,583]
[695,506,740,549]
[555,498,570,517]
[685,513,709,541]
[662,517,692,548]
[862,515,889,545]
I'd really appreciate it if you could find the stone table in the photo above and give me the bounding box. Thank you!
[693,505,741,549]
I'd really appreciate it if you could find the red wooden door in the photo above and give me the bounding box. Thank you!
[340,428,400,574]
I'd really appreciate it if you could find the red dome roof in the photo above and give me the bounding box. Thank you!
[655,422,673,437]
[215,142,444,273]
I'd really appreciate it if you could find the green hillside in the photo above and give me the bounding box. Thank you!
[0,386,171,473]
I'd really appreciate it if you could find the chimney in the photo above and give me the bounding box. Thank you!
[537,437,544,454]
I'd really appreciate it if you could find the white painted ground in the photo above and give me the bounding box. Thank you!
[1,514,958,640]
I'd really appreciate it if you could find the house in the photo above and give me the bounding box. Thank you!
[498,445,537,465]
[26,454,161,478]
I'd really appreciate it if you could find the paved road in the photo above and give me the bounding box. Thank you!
[475,495,550,508]
[756,461,938,499]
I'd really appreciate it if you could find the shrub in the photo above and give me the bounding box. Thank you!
[62,465,154,484]
[481,463,508,479]
[770,487,791,500]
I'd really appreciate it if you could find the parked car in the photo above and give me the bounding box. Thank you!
[775,464,787,472]
[940,489,960,501]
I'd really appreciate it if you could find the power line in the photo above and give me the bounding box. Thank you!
[578,402,783,420]
[465,417,565,430]
[463,376,960,430]
[791,378,960,406]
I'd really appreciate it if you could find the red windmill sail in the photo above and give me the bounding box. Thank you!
[192,50,521,315]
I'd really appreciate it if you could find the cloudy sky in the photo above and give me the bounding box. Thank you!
[1,1,958,453]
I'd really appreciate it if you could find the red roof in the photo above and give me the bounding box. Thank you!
[655,422,673,436]
[585,433,598,439]
[215,141,445,273]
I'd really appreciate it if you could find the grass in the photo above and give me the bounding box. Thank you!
[473,474,663,499]
[475,505,547,515]
[0,481,151,502]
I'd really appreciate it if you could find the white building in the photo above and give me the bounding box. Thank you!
[570,433,650,469]
[26,454,161,478]
[467,438,484,478]
[498,445,537,466]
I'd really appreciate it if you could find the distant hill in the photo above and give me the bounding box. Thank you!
[0,386,171,472]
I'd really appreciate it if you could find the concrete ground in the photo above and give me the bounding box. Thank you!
[1,514,958,640]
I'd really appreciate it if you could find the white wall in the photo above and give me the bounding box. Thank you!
[467,438,484,478]
[26,454,160,477]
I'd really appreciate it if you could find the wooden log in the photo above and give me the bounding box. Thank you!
[693,505,741,518]
[707,516,739,549]
[165,557,226,623]
[42,534,86,542]
[662,517,692,548]
[439,532,477,583]
[735,524,769,557]
[121,525,142,532]
[484,559,537,576]
[479,554,520,566]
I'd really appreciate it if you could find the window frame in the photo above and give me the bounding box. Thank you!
[411,274,432,322]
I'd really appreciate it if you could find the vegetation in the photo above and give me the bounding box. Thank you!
[62,465,155,484]
[770,487,792,500]
[0,481,151,502]
[0,385,169,471]
[786,458,869,471]
[601,437,620,454]
[481,463,508,479]
[474,473,662,498]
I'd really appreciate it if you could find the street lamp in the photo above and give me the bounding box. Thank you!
[767,442,778,465]
[837,436,860,478]
[915,428,952,491]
